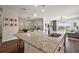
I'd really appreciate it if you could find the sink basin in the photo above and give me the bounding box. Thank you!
[49,34,61,37]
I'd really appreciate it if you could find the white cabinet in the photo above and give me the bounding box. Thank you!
[55,39,64,53]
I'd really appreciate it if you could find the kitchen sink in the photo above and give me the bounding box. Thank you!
[49,34,61,37]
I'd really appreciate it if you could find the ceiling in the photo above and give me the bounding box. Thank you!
[0,5,79,19]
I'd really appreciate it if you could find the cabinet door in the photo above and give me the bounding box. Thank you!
[24,42,31,53]
[55,44,64,53]
[55,40,64,53]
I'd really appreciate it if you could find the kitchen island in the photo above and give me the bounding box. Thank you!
[15,31,65,53]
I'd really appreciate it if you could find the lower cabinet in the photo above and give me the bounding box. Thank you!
[55,40,64,53]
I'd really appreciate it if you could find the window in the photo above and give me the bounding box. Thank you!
[57,20,72,32]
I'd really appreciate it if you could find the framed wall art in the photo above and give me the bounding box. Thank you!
[4,17,17,27]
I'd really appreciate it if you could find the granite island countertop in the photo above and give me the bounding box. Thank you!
[15,31,65,53]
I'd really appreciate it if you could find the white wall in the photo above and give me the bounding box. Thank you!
[2,8,18,42]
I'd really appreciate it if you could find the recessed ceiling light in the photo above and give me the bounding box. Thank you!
[41,9,45,12]
[33,13,37,17]
[27,22,31,23]
[34,5,38,7]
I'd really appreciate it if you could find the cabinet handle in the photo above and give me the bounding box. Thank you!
[57,47,61,51]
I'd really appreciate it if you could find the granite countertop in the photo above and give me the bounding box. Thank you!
[15,31,65,53]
